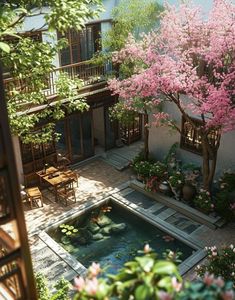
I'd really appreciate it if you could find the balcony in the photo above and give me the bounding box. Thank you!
[4,60,111,111]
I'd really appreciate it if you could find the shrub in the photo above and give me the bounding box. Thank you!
[149,161,168,181]
[133,160,152,178]
[196,245,235,285]
[73,248,235,300]
[168,171,185,190]
[145,176,159,192]
[193,189,214,214]
[35,273,71,300]
[215,172,235,221]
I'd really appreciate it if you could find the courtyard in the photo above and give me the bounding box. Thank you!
[25,150,235,285]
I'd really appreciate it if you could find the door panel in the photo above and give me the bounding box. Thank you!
[69,114,83,161]
[104,106,117,150]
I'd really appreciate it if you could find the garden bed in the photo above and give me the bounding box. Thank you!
[130,180,225,229]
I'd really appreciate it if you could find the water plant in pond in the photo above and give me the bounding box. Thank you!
[59,224,79,236]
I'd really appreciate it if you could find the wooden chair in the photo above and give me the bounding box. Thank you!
[63,170,79,187]
[25,187,43,209]
[57,179,76,206]
[56,155,71,172]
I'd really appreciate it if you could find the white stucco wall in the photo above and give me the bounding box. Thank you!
[149,102,235,178]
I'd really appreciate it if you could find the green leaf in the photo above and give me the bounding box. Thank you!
[153,261,178,275]
[61,229,67,233]
[0,42,10,53]
[134,284,151,300]
[136,256,154,272]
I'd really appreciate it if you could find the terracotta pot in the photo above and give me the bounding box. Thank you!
[182,184,196,202]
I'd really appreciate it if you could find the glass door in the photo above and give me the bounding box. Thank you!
[82,111,94,158]
[104,105,118,150]
[69,114,83,162]
[55,119,69,158]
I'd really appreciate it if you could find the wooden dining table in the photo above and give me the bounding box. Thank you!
[37,167,72,202]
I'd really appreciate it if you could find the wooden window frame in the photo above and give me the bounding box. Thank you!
[58,23,101,66]
[180,116,219,156]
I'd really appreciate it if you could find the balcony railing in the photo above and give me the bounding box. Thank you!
[4,60,111,107]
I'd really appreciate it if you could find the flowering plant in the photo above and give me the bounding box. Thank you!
[145,176,159,192]
[196,245,235,285]
[193,189,214,214]
[133,160,152,179]
[168,171,185,190]
[149,161,168,181]
[215,172,235,221]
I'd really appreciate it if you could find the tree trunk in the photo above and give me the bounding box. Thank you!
[202,136,218,191]
[143,112,149,160]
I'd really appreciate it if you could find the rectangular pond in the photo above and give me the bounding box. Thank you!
[47,198,196,274]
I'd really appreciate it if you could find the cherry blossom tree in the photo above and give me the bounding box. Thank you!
[109,0,235,190]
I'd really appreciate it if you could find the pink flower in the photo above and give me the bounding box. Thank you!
[221,290,235,300]
[144,244,151,253]
[172,277,182,292]
[89,262,101,277]
[203,273,215,286]
[214,277,224,288]
[74,276,85,292]
[84,277,99,295]
[157,291,172,300]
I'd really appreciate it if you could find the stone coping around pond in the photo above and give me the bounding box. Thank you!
[41,194,205,278]
[38,231,87,277]
[130,180,224,229]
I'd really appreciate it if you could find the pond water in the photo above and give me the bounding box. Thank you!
[48,200,195,274]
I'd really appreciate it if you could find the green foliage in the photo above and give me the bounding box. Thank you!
[35,272,71,300]
[215,172,235,221]
[179,277,234,300]
[196,245,235,285]
[193,189,214,214]
[168,171,185,190]
[59,224,79,236]
[133,160,152,178]
[74,249,182,300]
[104,0,163,52]
[109,101,137,125]
[0,0,99,144]
[35,273,51,300]
[149,162,168,180]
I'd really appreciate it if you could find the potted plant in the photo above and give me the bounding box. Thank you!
[168,171,185,192]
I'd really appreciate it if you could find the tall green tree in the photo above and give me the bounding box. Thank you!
[94,0,163,159]
[0,0,102,143]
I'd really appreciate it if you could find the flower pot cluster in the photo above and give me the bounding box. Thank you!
[132,150,235,221]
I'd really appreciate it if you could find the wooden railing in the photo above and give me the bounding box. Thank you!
[4,60,111,102]
[0,230,24,299]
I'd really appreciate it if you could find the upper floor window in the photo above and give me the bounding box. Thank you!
[58,23,101,66]
[180,116,219,155]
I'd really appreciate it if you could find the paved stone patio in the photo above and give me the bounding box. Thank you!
[25,156,235,284]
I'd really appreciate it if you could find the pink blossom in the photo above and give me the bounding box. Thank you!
[108,0,235,133]
[214,277,224,288]
[144,244,151,253]
[84,277,99,295]
[74,276,85,292]
[157,290,172,300]
[221,290,235,300]
[171,277,182,292]
[88,262,101,277]
[203,273,215,286]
